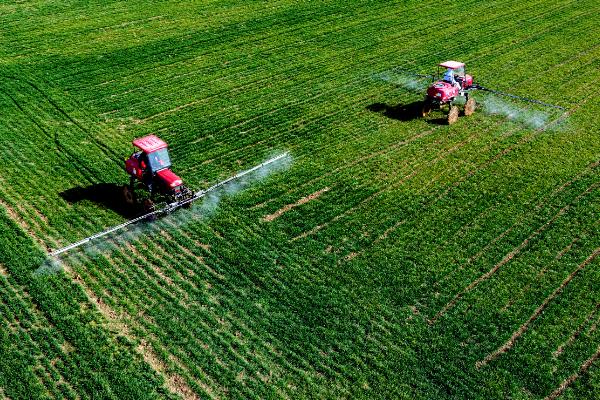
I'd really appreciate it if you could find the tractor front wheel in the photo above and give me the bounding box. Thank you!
[142,199,157,220]
[421,99,432,117]
[447,105,459,125]
[122,185,135,205]
[464,97,476,116]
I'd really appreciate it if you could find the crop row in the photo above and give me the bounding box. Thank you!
[2,0,600,398]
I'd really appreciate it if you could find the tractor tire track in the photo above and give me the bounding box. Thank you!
[544,344,600,400]
[2,75,122,165]
[430,180,600,325]
[430,94,597,289]
[554,303,600,358]
[476,247,600,368]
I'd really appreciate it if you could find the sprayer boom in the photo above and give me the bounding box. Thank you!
[50,152,289,257]
[470,84,565,110]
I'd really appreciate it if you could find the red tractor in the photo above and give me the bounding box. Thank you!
[123,135,193,211]
[422,61,476,124]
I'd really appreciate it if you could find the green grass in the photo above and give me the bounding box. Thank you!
[1,0,600,398]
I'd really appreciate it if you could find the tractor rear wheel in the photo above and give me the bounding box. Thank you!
[122,185,135,205]
[421,99,432,117]
[447,105,459,125]
[464,97,476,116]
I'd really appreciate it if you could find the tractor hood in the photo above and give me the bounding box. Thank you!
[427,81,459,102]
[156,169,183,188]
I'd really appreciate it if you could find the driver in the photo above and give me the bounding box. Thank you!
[139,153,154,193]
[443,68,460,89]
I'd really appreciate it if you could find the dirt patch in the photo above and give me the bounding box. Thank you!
[31,206,49,224]
[61,340,75,354]
[263,187,330,222]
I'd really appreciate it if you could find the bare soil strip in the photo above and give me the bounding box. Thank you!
[544,344,600,400]
[263,187,330,222]
[430,181,600,325]
[477,247,600,368]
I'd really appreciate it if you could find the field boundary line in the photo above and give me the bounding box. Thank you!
[544,344,600,400]
[430,181,600,325]
[477,246,600,368]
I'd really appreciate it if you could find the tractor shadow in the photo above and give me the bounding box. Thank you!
[367,101,423,121]
[60,183,140,218]
[426,117,450,125]
[367,101,453,125]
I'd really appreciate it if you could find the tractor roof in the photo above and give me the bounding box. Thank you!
[132,135,168,153]
[439,60,465,69]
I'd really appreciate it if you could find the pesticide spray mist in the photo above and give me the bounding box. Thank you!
[479,95,557,129]
[373,69,430,92]
[35,152,293,275]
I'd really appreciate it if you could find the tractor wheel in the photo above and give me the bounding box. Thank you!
[143,199,155,213]
[447,106,459,125]
[421,99,432,117]
[142,199,157,220]
[122,185,135,205]
[464,97,476,116]
[182,188,193,209]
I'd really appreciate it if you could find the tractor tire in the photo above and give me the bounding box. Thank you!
[464,97,476,116]
[122,185,135,205]
[421,99,432,117]
[143,199,155,213]
[182,189,193,209]
[447,106,459,125]
[142,199,157,220]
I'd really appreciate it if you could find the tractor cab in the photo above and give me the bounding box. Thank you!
[124,135,192,208]
[126,135,177,184]
[436,61,473,89]
[143,147,172,174]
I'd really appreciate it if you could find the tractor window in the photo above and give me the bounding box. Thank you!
[147,148,172,172]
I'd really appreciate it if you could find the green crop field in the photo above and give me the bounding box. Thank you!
[1,0,599,398]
